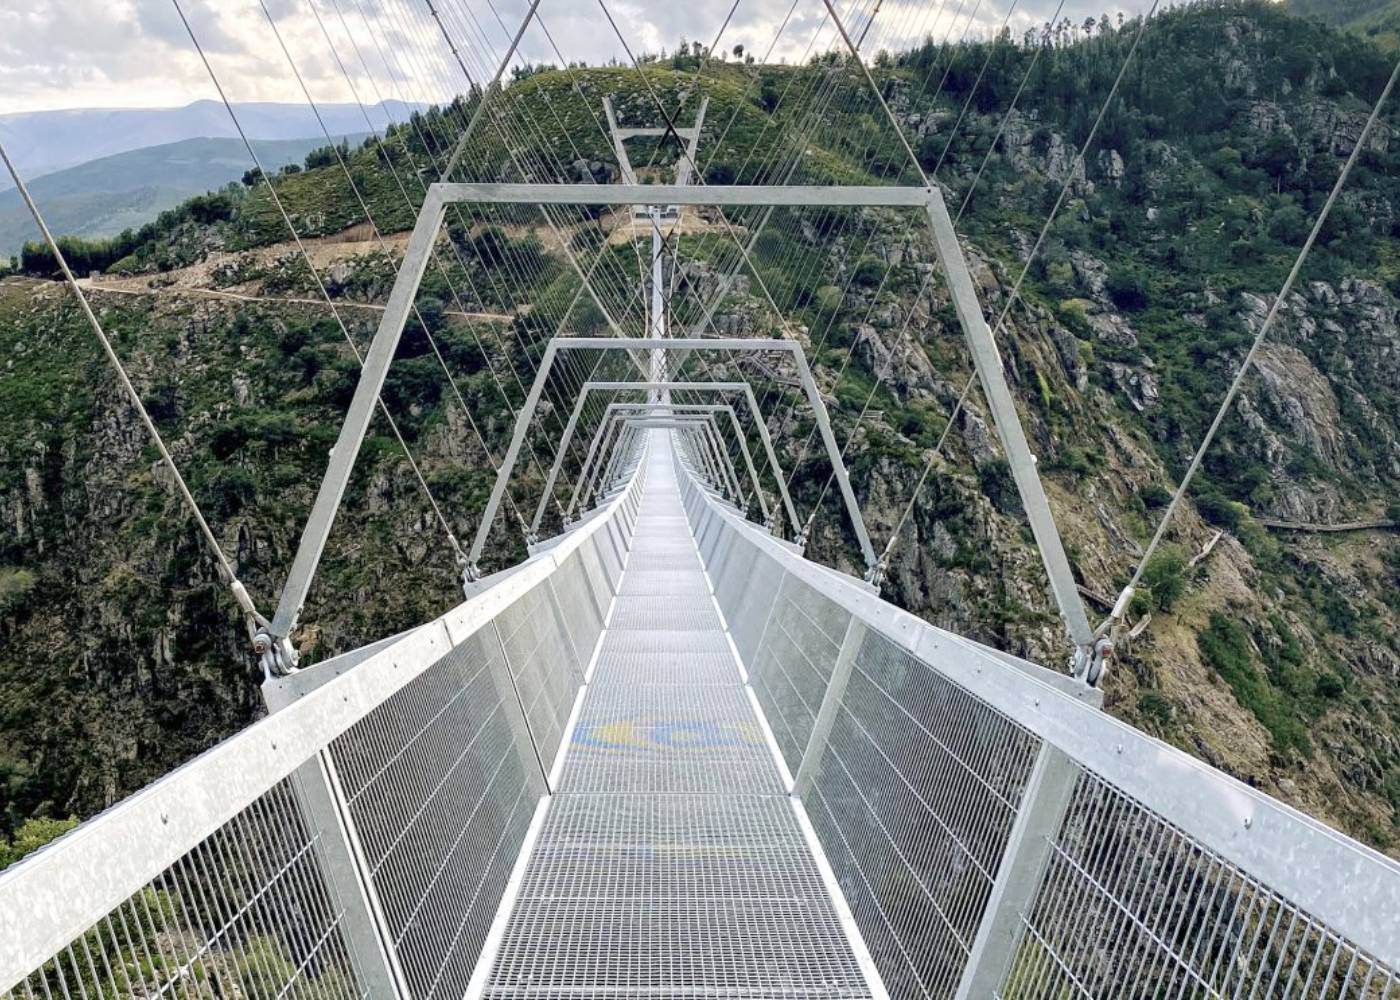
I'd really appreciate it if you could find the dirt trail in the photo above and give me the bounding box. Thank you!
[69,227,517,322]
[72,279,516,323]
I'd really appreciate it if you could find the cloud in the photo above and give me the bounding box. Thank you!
[0,0,1161,115]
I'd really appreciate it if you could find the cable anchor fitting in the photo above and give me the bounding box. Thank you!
[460,554,482,596]
[253,629,300,677]
[1070,636,1114,688]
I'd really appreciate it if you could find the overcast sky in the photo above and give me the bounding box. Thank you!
[0,0,1164,116]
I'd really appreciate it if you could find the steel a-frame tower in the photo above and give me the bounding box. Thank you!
[604,96,710,402]
[260,182,1106,683]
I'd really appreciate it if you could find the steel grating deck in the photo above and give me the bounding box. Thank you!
[483,438,876,999]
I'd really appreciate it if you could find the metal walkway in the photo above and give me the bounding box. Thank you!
[482,438,876,997]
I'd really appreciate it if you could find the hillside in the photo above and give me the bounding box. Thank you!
[0,135,368,257]
[1290,0,1400,46]
[2,0,1399,857]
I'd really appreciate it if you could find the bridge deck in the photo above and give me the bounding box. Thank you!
[482,439,874,998]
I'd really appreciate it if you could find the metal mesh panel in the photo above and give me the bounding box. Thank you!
[329,630,537,1000]
[624,550,703,573]
[588,629,741,686]
[549,556,605,667]
[998,768,1399,999]
[724,549,784,667]
[594,525,626,588]
[484,795,872,999]
[708,537,750,627]
[695,505,718,557]
[804,629,1042,999]
[618,569,711,597]
[5,779,363,1000]
[607,594,721,631]
[748,573,852,773]
[703,511,728,565]
[494,582,581,769]
[576,535,615,608]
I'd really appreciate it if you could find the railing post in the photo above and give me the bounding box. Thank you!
[262,683,411,1000]
[793,618,866,797]
[953,742,1080,999]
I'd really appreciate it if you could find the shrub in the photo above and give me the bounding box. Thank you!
[0,815,78,869]
[0,568,37,617]
[1198,612,1310,756]
[1141,483,1173,508]
[1057,298,1091,330]
[852,256,885,288]
[1137,691,1175,726]
[1314,673,1345,699]
[1139,545,1188,612]
[186,192,236,225]
[978,458,1022,515]
[814,285,844,313]
[1106,266,1149,311]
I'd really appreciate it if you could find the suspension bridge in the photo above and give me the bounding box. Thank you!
[2,0,1400,997]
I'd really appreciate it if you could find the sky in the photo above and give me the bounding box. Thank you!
[0,0,1163,116]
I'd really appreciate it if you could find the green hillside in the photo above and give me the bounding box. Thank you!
[0,135,365,257]
[1290,0,1400,46]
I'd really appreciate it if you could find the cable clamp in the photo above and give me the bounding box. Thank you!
[252,629,300,677]
[1070,636,1114,687]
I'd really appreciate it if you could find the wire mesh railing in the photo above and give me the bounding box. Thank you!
[674,445,1400,1000]
[0,460,645,1000]
[4,777,365,1000]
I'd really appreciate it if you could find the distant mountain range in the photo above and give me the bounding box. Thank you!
[0,99,421,256]
[0,100,419,187]
[0,135,368,257]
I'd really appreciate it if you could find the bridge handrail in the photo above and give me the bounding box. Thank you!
[673,445,1400,992]
[0,457,647,996]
